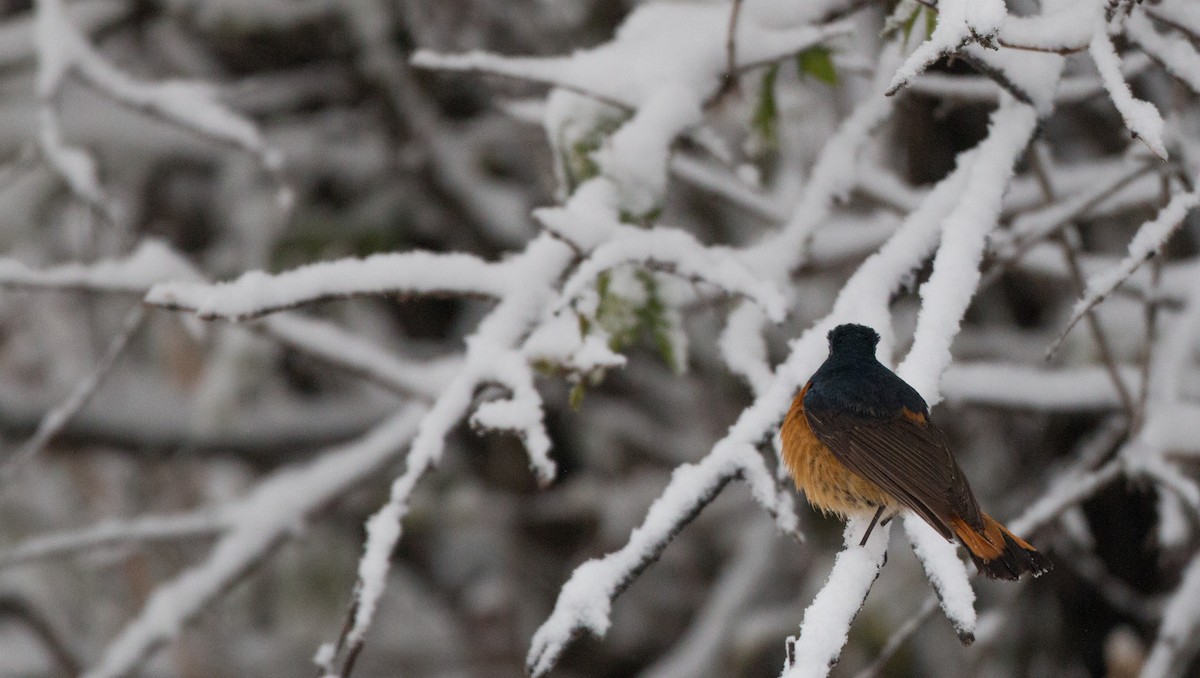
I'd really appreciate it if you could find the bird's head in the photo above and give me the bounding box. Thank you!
[826,324,880,358]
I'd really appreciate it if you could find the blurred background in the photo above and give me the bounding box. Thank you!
[0,0,1197,676]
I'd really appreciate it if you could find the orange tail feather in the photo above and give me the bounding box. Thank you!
[951,514,1052,581]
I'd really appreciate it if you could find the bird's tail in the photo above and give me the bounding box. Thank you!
[951,514,1052,580]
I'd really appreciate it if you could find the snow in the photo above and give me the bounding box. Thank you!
[886,0,1008,96]
[903,515,976,643]
[0,239,201,292]
[1008,459,1123,537]
[558,225,788,323]
[35,0,1197,674]
[1126,12,1200,95]
[1151,0,1200,38]
[1142,402,1200,456]
[527,442,788,677]
[719,302,773,395]
[32,0,276,206]
[998,156,1152,257]
[1089,30,1168,160]
[781,515,890,678]
[747,41,904,278]
[467,348,556,485]
[591,85,703,217]
[146,250,507,319]
[343,235,577,657]
[1055,191,1200,345]
[522,312,627,374]
[898,101,1042,403]
[997,0,1095,53]
[0,511,224,569]
[412,4,852,108]
[1142,553,1200,678]
[82,406,426,678]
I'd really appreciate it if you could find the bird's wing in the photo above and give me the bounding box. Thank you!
[804,407,982,538]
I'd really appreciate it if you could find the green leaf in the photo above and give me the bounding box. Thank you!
[569,382,586,411]
[751,64,780,146]
[924,6,937,40]
[796,46,838,86]
[900,7,921,47]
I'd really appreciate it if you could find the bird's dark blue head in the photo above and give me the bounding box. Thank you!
[806,323,928,417]
[827,324,880,360]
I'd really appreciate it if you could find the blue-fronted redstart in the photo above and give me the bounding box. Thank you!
[781,324,1051,580]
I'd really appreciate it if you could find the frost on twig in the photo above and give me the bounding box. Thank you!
[32,0,280,210]
[1047,191,1200,356]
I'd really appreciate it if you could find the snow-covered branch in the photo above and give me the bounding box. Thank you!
[146,250,508,320]
[82,406,425,678]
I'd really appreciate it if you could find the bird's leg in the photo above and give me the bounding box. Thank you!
[879,515,893,527]
[859,505,886,547]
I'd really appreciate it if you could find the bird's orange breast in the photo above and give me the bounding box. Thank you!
[781,384,895,518]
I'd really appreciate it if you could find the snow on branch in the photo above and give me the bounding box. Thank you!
[886,0,1008,95]
[82,406,426,678]
[1147,0,1200,38]
[777,57,1060,678]
[902,515,976,643]
[1141,549,1200,678]
[746,41,904,277]
[996,0,1094,53]
[0,239,202,292]
[332,236,578,672]
[527,125,996,678]
[0,511,224,570]
[1126,12,1200,95]
[1088,25,1168,160]
[145,250,507,320]
[526,441,790,678]
[897,100,1043,403]
[33,0,279,207]
[1049,190,1200,355]
[411,4,852,107]
[781,516,891,678]
[557,224,788,322]
[994,155,1153,261]
[468,348,556,486]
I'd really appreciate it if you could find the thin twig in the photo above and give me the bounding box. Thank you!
[984,161,1155,280]
[851,597,938,678]
[997,38,1088,55]
[723,0,745,97]
[1027,147,1136,416]
[1,304,147,480]
[1047,228,1137,417]
[1136,239,1164,432]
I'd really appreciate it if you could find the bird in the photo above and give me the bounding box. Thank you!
[780,323,1051,580]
